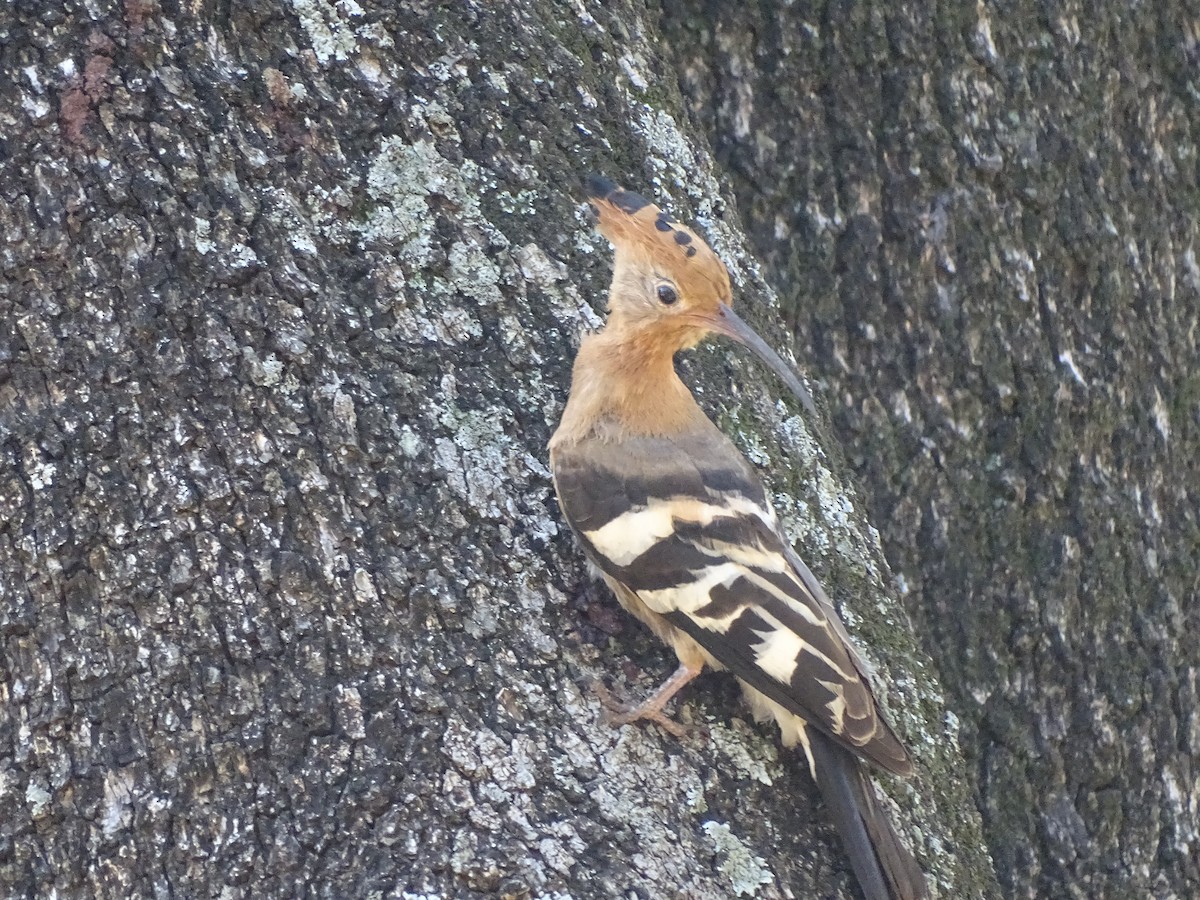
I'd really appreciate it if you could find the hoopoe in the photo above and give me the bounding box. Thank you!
[550,177,928,900]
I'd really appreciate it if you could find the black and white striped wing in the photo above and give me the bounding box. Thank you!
[552,428,912,776]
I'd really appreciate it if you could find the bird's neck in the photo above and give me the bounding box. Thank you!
[551,324,707,447]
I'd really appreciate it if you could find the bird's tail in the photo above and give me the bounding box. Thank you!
[808,730,929,900]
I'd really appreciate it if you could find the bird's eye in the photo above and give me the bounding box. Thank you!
[656,283,679,306]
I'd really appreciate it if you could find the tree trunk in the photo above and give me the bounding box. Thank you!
[663,1,1200,898]
[12,1,1186,898]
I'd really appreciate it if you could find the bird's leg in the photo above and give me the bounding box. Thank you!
[593,662,704,738]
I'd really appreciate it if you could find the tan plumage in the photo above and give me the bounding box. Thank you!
[550,177,927,900]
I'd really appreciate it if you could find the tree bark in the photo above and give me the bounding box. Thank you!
[664,1,1200,898]
[7,1,1142,897]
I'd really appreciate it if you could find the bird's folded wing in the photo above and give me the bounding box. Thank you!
[552,428,912,776]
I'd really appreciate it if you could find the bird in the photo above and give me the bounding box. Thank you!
[549,176,929,900]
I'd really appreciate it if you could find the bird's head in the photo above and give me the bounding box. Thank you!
[585,176,815,416]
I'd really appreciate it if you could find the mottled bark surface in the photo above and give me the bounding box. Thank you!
[0,1,1069,898]
[664,2,1200,898]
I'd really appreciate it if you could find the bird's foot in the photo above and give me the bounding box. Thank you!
[591,677,700,739]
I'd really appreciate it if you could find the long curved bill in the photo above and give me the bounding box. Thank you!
[702,303,817,417]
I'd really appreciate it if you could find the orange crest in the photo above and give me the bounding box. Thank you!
[585,176,733,310]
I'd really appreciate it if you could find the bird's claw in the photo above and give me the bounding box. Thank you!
[591,679,697,739]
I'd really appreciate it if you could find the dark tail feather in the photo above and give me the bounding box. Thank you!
[809,731,929,900]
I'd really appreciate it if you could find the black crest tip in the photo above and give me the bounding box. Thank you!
[584,174,651,214]
[584,174,620,201]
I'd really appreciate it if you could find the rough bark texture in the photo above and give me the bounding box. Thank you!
[9,1,1186,899]
[663,2,1200,898]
